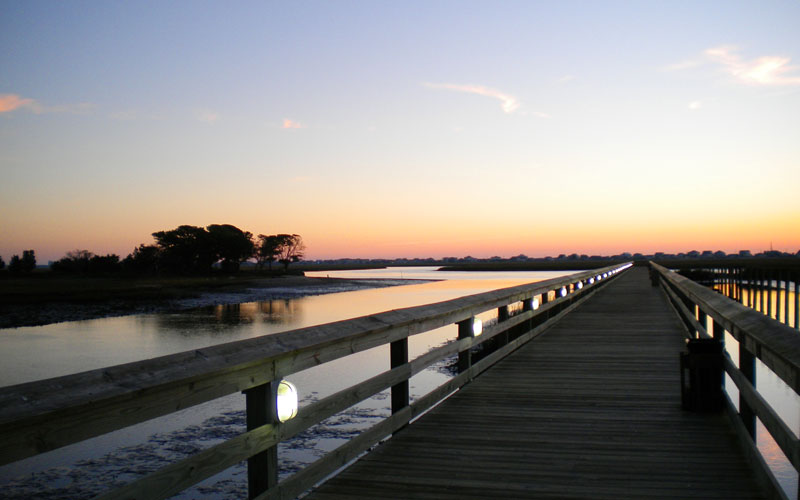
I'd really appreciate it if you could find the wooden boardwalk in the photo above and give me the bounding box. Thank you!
[307,268,766,499]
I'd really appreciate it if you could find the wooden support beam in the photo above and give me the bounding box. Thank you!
[245,381,279,498]
[740,345,757,440]
[390,339,409,414]
[457,318,474,374]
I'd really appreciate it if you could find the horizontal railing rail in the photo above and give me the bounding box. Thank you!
[651,261,800,500]
[0,263,631,499]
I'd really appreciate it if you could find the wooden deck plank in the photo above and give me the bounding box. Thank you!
[306,268,767,499]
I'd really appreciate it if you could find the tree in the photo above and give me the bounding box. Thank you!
[275,234,305,270]
[255,234,282,271]
[122,244,160,275]
[0,255,4,270]
[8,255,21,274]
[207,224,254,273]
[152,225,215,274]
[9,250,36,274]
[21,250,36,272]
[152,224,255,274]
[88,254,121,274]
[51,249,93,273]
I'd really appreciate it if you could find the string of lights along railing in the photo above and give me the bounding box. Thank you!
[0,263,632,500]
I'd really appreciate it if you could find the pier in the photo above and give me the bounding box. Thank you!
[1,262,798,499]
[309,267,765,499]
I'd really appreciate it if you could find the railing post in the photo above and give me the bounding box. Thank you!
[739,344,757,440]
[795,272,799,330]
[498,305,509,345]
[777,272,783,324]
[698,309,707,334]
[522,297,535,334]
[390,338,409,413]
[244,381,279,498]
[457,318,475,374]
[784,271,790,325]
[766,270,772,319]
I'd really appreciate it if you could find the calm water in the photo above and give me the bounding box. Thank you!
[1,267,797,498]
[0,267,570,499]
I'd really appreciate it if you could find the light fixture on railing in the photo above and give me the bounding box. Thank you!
[532,297,540,310]
[603,273,608,278]
[560,287,567,297]
[277,379,299,423]
[589,277,595,284]
[472,318,483,337]
[577,281,584,290]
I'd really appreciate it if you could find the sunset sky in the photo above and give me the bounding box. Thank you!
[1,1,799,262]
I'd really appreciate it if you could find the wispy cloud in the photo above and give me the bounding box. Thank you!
[704,46,800,86]
[667,46,800,86]
[195,109,219,124]
[424,82,521,113]
[0,94,93,115]
[282,118,303,129]
[0,94,36,113]
[663,59,703,72]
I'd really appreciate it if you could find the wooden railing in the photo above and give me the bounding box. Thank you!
[651,262,800,500]
[0,263,631,499]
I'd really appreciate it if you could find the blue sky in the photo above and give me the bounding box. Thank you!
[2,1,799,261]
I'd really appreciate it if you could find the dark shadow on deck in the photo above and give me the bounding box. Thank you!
[307,268,766,499]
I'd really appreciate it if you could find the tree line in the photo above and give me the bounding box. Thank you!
[0,250,36,275]
[0,224,305,276]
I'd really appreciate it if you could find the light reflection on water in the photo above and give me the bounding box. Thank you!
[0,267,569,499]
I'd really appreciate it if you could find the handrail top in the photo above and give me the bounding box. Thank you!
[0,263,628,425]
[650,261,800,391]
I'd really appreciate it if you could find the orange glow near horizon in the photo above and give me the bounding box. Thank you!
[2,200,797,263]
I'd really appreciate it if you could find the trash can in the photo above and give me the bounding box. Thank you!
[680,338,723,412]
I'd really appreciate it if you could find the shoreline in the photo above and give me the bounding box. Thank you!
[0,276,426,330]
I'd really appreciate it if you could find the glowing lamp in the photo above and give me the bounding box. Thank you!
[603,273,608,278]
[588,277,595,284]
[277,379,298,423]
[560,287,567,297]
[532,298,540,310]
[472,318,483,337]
[577,282,584,290]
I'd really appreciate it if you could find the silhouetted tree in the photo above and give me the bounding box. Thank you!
[255,234,282,271]
[51,250,93,273]
[152,225,215,274]
[275,234,305,270]
[207,224,254,273]
[0,255,5,270]
[88,254,121,274]
[52,250,121,274]
[152,224,255,274]
[122,244,160,275]
[7,255,21,274]
[21,250,36,272]
[7,250,35,275]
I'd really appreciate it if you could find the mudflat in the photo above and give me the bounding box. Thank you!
[0,274,408,329]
